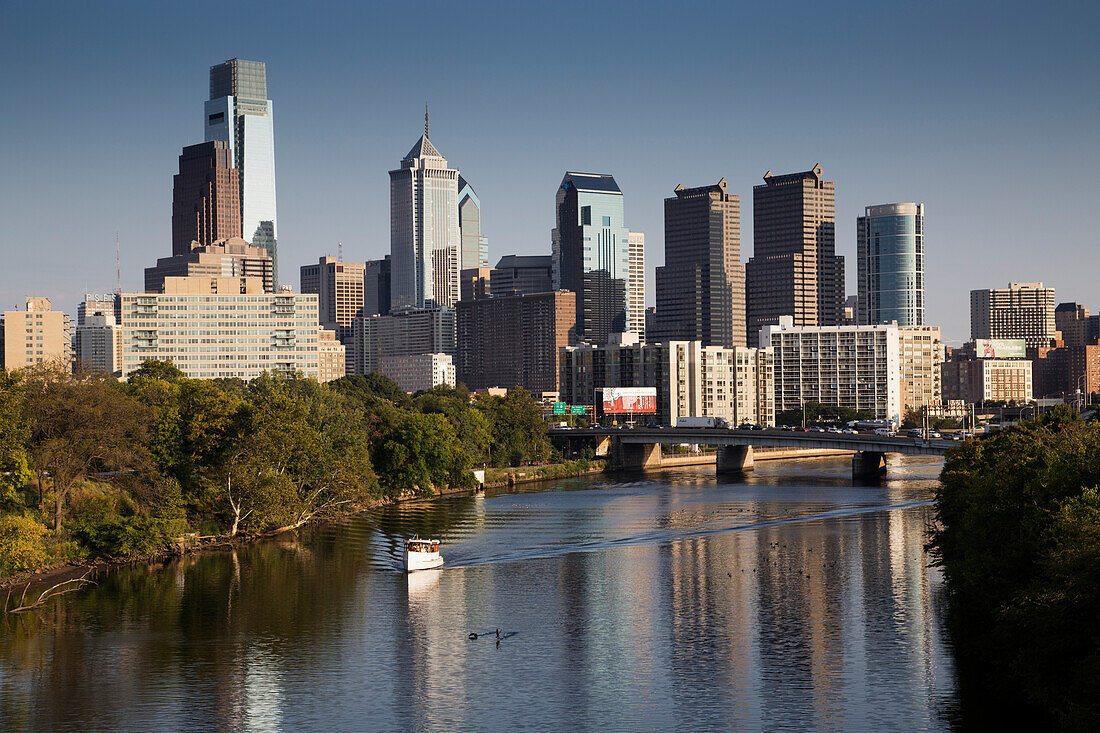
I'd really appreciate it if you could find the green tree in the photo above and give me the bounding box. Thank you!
[932,409,1100,729]
[477,388,551,466]
[373,412,459,497]
[24,366,153,530]
[0,514,49,577]
[0,370,33,509]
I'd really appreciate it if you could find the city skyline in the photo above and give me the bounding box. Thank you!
[2,2,1098,345]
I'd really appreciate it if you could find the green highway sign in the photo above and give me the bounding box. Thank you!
[552,402,567,414]
[570,406,586,414]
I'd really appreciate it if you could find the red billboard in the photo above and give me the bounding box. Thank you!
[602,387,657,414]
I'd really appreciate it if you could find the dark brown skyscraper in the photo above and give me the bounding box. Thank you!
[745,164,844,343]
[171,140,241,256]
[652,178,745,347]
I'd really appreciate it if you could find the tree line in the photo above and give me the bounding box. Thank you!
[931,405,1100,730]
[0,361,553,577]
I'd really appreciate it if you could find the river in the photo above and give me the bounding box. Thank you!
[0,455,957,732]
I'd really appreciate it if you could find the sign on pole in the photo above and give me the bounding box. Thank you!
[552,402,567,414]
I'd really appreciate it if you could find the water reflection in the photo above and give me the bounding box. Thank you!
[0,456,955,731]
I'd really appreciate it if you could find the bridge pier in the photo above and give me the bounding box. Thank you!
[608,439,662,471]
[595,436,611,458]
[852,451,886,479]
[716,445,754,475]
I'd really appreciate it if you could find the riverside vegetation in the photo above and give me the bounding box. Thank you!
[0,361,582,583]
[932,405,1100,731]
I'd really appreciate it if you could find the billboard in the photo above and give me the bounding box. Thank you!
[975,339,1026,359]
[602,387,657,414]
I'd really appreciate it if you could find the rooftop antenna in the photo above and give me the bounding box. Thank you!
[425,103,429,138]
[115,232,121,295]
[338,241,343,262]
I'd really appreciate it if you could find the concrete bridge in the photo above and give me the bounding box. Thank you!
[549,426,956,478]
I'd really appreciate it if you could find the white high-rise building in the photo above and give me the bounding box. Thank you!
[627,231,645,339]
[760,316,903,424]
[204,58,279,285]
[390,120,460,310]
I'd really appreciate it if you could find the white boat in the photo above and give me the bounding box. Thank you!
[404,536,444,572]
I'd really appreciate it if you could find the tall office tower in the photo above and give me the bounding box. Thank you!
[171,140,241,256]
[857,203,924,326]
[898,325,943,411]
[745,165,843,343]
[0,298,73,371]
[148,237,273,293]
[653,179,745,348]
[551,172,632,343]
[300,256,365,375]
[364,256,391,316]
[204,58,279,284]
[490,255,552,296]
[627,231,645,340]
[970,282,1057,348]
[390,124,461,309]
[457,176,489,271]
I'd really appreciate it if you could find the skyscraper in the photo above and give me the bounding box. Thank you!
[970,282,1057,348]
[171,140,240,256]
[653,179,745,347]
[628,231,646,341]
[390,122,460,309]
[457,175,489,271]
[857,203,924,326]
[364,256,392,317]
[204,58,279,285]
[551,172,632,343]
[745,165,843,343]
[300,256,366,374]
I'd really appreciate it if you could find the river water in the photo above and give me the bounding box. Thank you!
[0,456,957,732]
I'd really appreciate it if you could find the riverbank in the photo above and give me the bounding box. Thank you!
[1,459,609,599]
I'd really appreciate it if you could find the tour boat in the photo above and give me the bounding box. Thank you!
[404,536,444,572]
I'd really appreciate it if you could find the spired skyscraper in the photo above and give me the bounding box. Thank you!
[552,172,637,344]
[653,178,746,347]
[856,203,925,326]
[390,118,461,309]
[204,58,279,285]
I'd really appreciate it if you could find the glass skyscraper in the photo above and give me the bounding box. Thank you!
[856,203,924,326]
[457,176,489,271]
[204,58,279,286]
[389,132,460,309]
[551,172,634,343]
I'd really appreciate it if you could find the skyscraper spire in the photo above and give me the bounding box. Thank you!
[424,103,429,138]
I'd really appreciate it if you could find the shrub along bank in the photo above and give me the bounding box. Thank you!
[0,362,555,580]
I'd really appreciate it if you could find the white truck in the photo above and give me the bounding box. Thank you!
[675,416,731,429]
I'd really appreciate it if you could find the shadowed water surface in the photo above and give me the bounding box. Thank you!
[0,455,956,731]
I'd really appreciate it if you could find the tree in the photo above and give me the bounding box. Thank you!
[373,412,459,497]
[932,412,1100,728]
[477,388,551,466]
[23,366,152,530]
[0,370,33,509]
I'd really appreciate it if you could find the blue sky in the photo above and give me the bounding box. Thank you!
[2,0,1097,344]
